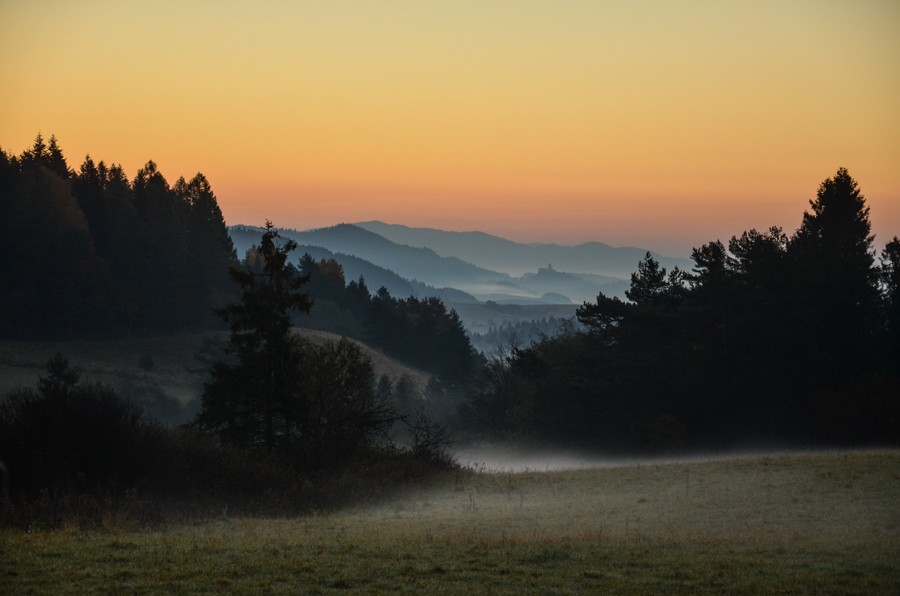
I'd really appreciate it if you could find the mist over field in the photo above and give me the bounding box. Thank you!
[453,444,875,473]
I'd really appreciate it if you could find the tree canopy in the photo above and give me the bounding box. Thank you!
[0,135,237,337]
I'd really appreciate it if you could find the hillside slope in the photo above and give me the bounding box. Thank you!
[0,330,431,425]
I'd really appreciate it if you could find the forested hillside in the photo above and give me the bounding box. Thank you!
[293,253,478,386]
[0,135,237,338]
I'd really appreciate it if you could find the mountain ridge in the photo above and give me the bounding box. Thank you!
[228,222,688,306]
[354,220,690,278]
[230,226,480,303]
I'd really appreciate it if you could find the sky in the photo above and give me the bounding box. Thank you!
[1,0,898,256]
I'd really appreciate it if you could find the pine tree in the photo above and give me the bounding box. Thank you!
[197,222,311,454]
[45,135,69,179]
[790,168,880,379]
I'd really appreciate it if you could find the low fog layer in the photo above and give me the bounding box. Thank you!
[454,445,870,473]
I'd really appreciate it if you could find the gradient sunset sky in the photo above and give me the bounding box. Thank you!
[2,1,898,256]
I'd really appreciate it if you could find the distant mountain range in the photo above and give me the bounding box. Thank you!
[228,222,692,315]
[355,221,690,278]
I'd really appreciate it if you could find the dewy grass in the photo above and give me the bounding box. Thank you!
[2,450,898,594]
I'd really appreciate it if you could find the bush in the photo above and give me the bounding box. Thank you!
[0,377,149,495]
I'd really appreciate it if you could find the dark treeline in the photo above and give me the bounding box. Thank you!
[463,169,900,450]
[295,253,477,386]
[0,135,237,337]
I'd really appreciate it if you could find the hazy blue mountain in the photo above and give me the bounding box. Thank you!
[355,220,691,278]
[411,282,481,304]
[230,226,478,302]
[229,224,634,333]
[230,221,678,307]
[232,226,413,297]
[277,224,512,287]
[356,221,537,274]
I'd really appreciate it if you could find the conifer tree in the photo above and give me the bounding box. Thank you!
[790,168,880,379]
[175,173,238,311]
[198,222,311,454]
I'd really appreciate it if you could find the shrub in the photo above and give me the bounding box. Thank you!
[0,366,149,496]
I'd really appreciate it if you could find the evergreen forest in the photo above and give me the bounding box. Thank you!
[0,135,238,337]
[464,168,900,450]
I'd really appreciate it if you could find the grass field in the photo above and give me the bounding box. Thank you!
[2,450,897,594]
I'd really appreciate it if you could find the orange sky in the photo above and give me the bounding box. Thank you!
[1,0,898,255]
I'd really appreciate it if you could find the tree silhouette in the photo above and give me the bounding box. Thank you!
[790,167,880,380]
[45,135,70,179]
[296,338,396,469]
[198,224,402,469]
[176,173,238,314]
[881,237,900,374]
[626,252,669,306]
[0,354,148,494]
[198,222,311,455]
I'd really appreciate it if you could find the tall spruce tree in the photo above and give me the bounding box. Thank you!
[197,222,312,454]
[790,168,879,380]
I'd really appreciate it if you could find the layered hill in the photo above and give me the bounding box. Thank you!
[227,222,691,323]
[356,220,691,278]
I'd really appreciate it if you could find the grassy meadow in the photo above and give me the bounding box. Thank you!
[2,450,898,594]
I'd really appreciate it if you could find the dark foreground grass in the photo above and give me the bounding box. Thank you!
[2,450,898,594]
[2,529,895,594]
